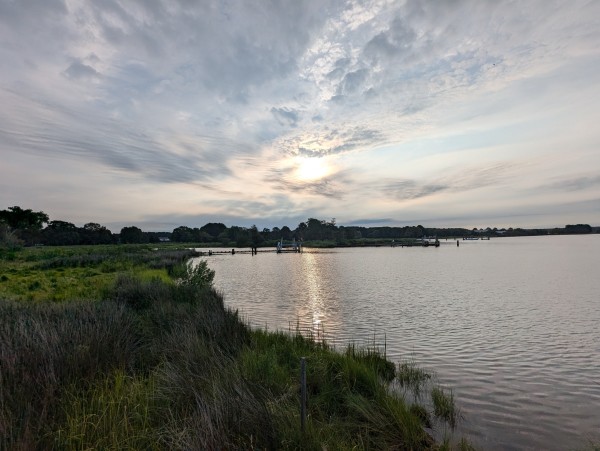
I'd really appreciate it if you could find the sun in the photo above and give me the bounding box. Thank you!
[295,157,331,181]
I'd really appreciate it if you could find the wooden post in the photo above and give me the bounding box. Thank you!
[300,357,307,433]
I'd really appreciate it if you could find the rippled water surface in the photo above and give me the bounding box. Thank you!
[200,236,600,450]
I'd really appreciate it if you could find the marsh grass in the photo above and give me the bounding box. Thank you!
[0,245,196,302]
[56,371,160,450]
[397,359,432,395]
[0,300,139,449]
[431,386,458,428]
[238,331,436,449]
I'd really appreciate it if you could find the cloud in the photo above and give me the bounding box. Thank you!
[345,218,394,226]
[383,180,449,200]
[1,0,599,229]
[543,175,600,192]
[64,60,101,80]
[379,162,517,201]
[363,16,417,62]
[280,126,386,157]
[337,68,370,96]
[271,107,300,127]
[264,168,346,200]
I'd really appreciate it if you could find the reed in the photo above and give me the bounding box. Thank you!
[431,386,458,428]
[0,300,139,449]
[397,359,432,396]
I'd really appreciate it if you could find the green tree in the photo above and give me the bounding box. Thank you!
[43,220,81,245]
[200,222,227,239]
[120,226,146,244]
[281,226,293,240]
[249,225,264,246]
[0,206,49,230]
[81,223,113,244]
[565,224,592,234]
[172,226,194,242]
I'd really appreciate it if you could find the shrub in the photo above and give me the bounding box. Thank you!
[0,223,23,250]
[180,259,215,290]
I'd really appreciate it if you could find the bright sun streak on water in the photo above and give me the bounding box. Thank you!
[295,157,330,181]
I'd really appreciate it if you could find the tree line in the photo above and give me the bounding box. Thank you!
[0,205,596,249]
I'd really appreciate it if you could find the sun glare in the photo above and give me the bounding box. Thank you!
[295,157,331,181]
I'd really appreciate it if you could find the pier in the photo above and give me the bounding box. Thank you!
[195,238,303,256]
[276,238,302,253]
[391,237,440,247]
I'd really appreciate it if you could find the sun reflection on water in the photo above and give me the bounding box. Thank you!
[294,251,344,342]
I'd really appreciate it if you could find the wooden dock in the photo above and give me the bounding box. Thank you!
[391,238,440,247]
[196,239,303,256]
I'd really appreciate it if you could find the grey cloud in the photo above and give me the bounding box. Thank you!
[140,198,314,230]
[0,88,232,184]
[274,178,344,200]
[383,180,449,200]
[346,218,394,225]
[338,69,370,95]
[328,94,346,104]
[271,107,300,127]
[544,175,600,192]
[438,162,515,192]
[364,17,417,62]
[64,61,101,80]
[380,162,516,201]
[326,57,352,80]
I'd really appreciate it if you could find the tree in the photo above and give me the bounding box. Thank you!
[172,226,194,242]
[249,225,264,246]
[81,222,113,244]
[0,206,48,230]
[200,223,227,239]
[120,226,146,244]
[43,220,81,245]
[281,226,293,240]
[565,224,592,234]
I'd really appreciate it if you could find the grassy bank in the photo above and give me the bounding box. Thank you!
[0,245,471,449]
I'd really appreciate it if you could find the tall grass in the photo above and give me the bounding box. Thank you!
[0,300,139,449]
[431,386,457,428]
[56,371,160,450]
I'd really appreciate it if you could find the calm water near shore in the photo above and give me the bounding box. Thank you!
[198,235,600,450]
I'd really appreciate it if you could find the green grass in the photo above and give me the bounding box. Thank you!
[431,386,458,428]
[0,244,197,301]
[397,359,432,395]
[56,371,160,450]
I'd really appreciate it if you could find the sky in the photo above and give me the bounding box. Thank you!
[1,0,599,232]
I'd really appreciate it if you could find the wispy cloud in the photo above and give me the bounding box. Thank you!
[543,175,600,192]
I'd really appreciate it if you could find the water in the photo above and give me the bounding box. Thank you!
[198,235,600,450]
